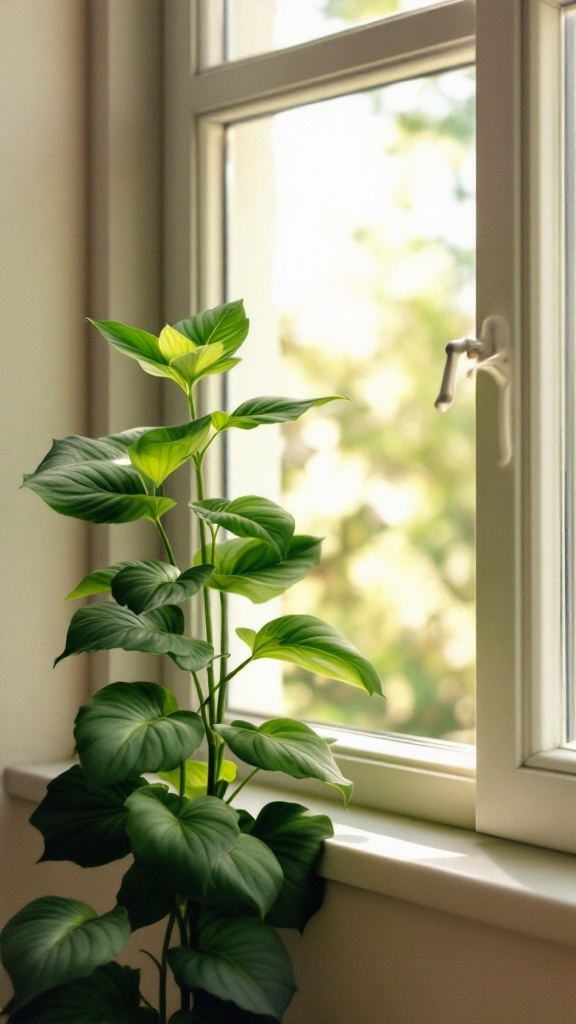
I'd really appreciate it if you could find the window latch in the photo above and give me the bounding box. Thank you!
[434,315,511,467]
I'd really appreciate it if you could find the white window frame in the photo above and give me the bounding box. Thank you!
[164,0,576,849]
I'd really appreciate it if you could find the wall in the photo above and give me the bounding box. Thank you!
[2,3,576,1022]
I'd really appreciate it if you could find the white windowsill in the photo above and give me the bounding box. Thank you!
[6,761,576,950]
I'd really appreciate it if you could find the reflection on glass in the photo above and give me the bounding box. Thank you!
[225,70,476,742]
[222,0,445,64]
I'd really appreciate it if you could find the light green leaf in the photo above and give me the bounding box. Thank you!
[0,898,130,1011]
[5,963,158,1023]
[124,789,240,900]
[128,417,212,487]
[247,802,333,931]
[74,682,205,790]
[54,602,213,671]
[158,759,236,800]
[169,343,226,387]
[190,497,294,558]
[204,535,321,604]
[29,765,146,867]
[158,324,195,360]
[167,916,295,1020]
[238,614,382,695]
[206,834,283,920]
[111,561,213,614]
[23,432,175,524]
[66,561,141,600]
[89,318,186,388]
[172,300,248,355]
[213,394,343,431]
[216,718,353,804]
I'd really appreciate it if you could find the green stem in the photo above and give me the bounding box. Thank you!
[225,767,261,804]
[225,655,253,685]
[192,671,218,795]
[159,912,176,1024]
[156,520,177,567]
[217,592,229,722]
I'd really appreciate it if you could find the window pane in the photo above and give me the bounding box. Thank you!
[225,70,476,741]
[219,0,448,64]
[565,9,576,743]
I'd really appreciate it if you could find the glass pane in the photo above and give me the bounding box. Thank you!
[565,9,576,743]
[218,0,447,65]
[225,70,476,742]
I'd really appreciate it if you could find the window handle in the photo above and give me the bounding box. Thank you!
[434,315,512,467]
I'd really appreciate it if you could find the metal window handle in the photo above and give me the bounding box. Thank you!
[434,315,512,467]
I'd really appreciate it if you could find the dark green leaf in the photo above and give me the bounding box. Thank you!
[66,561,141,600]
[236,614,382,695]
[128,418,212,487]
[0,898,130,1011]
[54,602,213,671]
[116,861,177,931]
[74,682,204,789]
[216,718,353,804]
[89,318,186,388]
[23,432,175,524]
[204,535,321,604]
[205,835,283,920]
[6,963,158,1023]
[213,394,343,431]
[191,991,278,1024]
[247,802,333,931]
[124,789,240,900]
[111,561,213,614]
[167,916,295,1021]
[29,765,146,867]
[189,498,294,559]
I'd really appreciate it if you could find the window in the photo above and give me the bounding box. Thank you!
[163,0,576,849]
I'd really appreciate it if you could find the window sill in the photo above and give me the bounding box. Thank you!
[6,761,576,949]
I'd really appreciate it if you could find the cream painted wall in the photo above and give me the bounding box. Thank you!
[2,3,576,1022]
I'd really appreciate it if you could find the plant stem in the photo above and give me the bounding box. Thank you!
[156,519,177,567]
[225,766,261,804]
[225,655,253,685]
[217,591,229,722]
[159,911,176,1024]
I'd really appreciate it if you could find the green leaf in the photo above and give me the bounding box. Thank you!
[237,614,382,695]
[213,394,343,431]
[29,765,146,867]
[23,432,175,524]
[167,916,295,1021]
[116,861,177,931]
[0,898,130,1012]
[128,418,212,487]
[191,991,277,1024]
[205,834,283,920]
[158,759,236,801]
[247,802,333,931]
[66,561,141,600]
[111,561,213,615]
[6,963,158,1023]
[216,718,353,805]
[74,682,205,790]
[89,318,187,388]
[54,602,213,671]
[190,497,294,559]
[169,344,227,387]
[204,535,321,604]
[173,300,248,356]
[124,788,240,900]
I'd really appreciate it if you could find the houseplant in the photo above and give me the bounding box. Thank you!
[0,300,382,1023]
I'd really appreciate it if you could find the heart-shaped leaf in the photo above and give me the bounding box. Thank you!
[124,789,240,900]
[74,682,205,790]
[0,898,130,1011]
[184,993,278,1024]
[246,802,333,931]
[128,418,212,487]
[66,561,141,600]
[111,562,213,615]
[216,718,353,804]
[236,614,382,695]
[203,535,321,604]
[54,602,213,671]
[23,431,175,524]
[89,318,187,388]
[167,916,295,1020]
[190,497,294,559]
[116,861,177,931]
[158,759,236,800]
[173,301,248,355]
[212,394,342,431]
[205,834,283,920]
[5,963,158,1023]
[29,765,146,867]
